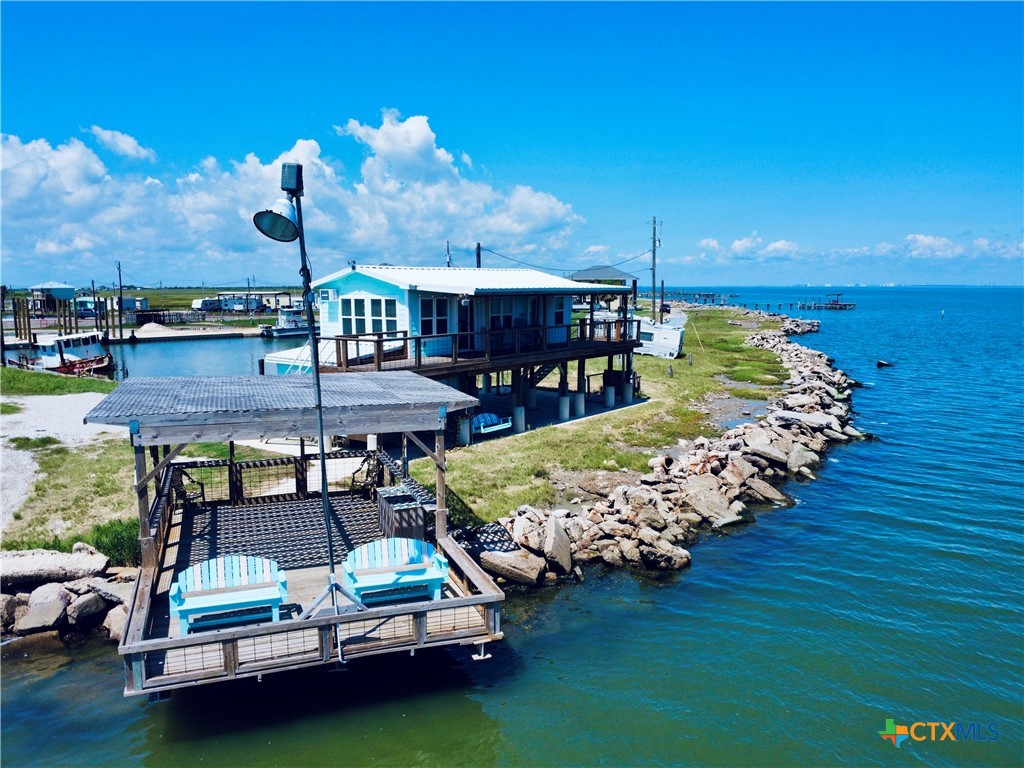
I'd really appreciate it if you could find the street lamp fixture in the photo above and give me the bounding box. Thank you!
[253,163,364,648]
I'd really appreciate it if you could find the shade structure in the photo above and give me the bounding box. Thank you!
[253,198,299,242]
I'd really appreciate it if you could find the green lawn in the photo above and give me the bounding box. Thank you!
[410,308,786,523]
[0,367,118,396]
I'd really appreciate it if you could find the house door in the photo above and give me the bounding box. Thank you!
[458,299,475,351]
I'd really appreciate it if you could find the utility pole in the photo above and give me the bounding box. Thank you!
[446,241,451,268]
[476,242,482,269]
[651,216,658,321]
[117,261,125,339]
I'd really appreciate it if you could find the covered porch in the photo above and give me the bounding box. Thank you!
[84,372,504,698]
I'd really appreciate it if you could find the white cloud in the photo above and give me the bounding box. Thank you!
[1,111,584,286]
[461,152,473,170]
[89,125,157,162]
[730,232,762,255]
[763,239,799,255]
[904,233,964,259]
[697,237,721,251]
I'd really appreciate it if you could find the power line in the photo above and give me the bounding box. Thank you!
[480,248,563,273]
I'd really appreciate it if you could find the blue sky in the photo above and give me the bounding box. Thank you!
[2,1,1021,289]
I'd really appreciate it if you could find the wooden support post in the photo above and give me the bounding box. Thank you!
[434,428,447,540]
[134,443,156,569]
[512,368,525,433]
[228,441,242,505]
[575,357,587,416]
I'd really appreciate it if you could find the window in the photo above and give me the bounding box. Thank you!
[338,294,400,336]
[420,297,449,336]
[489,297,513,330]
[553,296,567,326]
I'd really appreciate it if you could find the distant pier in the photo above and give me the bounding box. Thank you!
[798,293,856,310]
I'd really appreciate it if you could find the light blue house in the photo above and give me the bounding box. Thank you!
[264,264,640,434]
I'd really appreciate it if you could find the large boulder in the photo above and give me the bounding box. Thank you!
[101,604,128,643]
[639,540,691,570]
[14,583,72,634]
[1,549,109,590]
[787,444,821,473]
[543,517,572,575]
[0,594,16,632]
[773,409,842,433]
[677,475,733,522]
[745,476,791,504]
[66,592,108,629]
[480,549,547,586]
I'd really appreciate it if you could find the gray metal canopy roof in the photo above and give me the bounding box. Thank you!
[568,266,637,283]
[84,371,479,446]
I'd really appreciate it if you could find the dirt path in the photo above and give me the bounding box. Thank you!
[0,393,127,532]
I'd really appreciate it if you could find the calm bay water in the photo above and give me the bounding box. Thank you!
[3,286,1022,767]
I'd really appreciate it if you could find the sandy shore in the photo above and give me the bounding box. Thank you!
[0,393,127,532]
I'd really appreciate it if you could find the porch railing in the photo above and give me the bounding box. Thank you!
[325,318,640,373]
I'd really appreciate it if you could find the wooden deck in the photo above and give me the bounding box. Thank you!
[120,488,503,697]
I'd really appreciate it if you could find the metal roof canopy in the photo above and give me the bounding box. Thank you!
[312,265,632,296]
[84,371,479,446]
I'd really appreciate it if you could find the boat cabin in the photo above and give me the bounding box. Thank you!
[84,372,504,698]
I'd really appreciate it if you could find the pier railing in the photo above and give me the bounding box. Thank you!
[121,538,503,697]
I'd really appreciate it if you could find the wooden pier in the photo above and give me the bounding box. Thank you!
[84,372,504,698]
[798,293,856,310]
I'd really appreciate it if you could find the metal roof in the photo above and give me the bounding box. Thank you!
[569,265,637,283]
[312,265,631,295]
[84,371,479,446]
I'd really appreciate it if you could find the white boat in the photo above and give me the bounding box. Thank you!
[595,310,687,359]
[5,331,114,376]
[263,336,406,374]
[635,313,686,359]
[259,307,318,338]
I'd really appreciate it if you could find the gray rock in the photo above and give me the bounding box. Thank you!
[618,539,642,565]
[719,457,759,487]
[678,475,733,522]
[773,409,843,433]
[67,592,108,627]
[480,549,547,585]
[787,444,821,473]
[634,506,667,531]
[639,540,691,570]
[745,476,790,504]
[601,546,625,567]
[15,600,67,634]
[82,577,136,606]
[513,515,545,554]
[0,594,16,631]
[637,526,662,546]
[745,443,790,466]
[543,516,572,575]
[101,604,128,643]
[29,582,73,608]
[0,549,109,589]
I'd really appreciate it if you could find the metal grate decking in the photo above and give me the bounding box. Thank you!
[171,494,383,573]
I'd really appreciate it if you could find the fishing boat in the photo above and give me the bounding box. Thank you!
[259,307,318,338]
[5,331,114,376]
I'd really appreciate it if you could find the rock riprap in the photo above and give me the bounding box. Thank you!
[474,316,867,585]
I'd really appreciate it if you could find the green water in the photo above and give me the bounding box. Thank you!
[2,287,1022,766]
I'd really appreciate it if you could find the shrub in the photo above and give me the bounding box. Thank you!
[88,519,141,567]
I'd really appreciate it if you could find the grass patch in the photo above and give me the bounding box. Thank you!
[408,308,787,523]
[0,367,117,396]
[2,518,140,566]
[1,402,22,415]
[2,437,136,544]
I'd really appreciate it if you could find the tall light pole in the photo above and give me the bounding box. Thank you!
[253,163,364,639]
